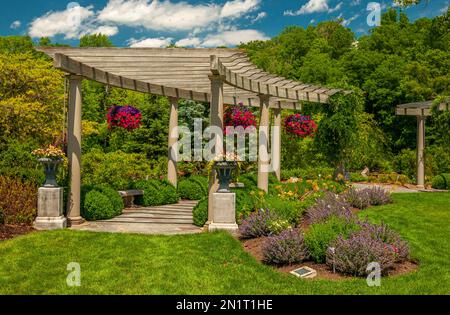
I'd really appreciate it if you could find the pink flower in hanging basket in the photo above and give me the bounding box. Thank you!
[284,114,317,138]
[107,105,142,131]
[224,103,257,135]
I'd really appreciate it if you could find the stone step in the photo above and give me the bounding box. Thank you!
[130,207,194,212]
[120,213,193,219]
[99,217,194,224]
[123,210,193,216]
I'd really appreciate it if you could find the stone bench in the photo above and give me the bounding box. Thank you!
[118,190,144,208]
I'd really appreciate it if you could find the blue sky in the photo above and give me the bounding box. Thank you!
[1,0,448,47]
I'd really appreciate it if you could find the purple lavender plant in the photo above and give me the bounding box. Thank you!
[357,220,409,262]
[262,229,309,265]
[365,187,392,206]
[343,187,371,210]
[239,209,277,239]
[306,192,355,224]
[326,233,396,277]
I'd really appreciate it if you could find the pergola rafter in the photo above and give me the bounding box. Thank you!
[37,47,343,227]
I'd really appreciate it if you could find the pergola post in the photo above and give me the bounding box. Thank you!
[272,108,282,181]
[207,71,224,225]
[258,95,271,193]
[417,115,426,188]
[67,75,84,226]
[167,97,179,187]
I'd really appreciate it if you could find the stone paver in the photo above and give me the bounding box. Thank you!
[71,200,203,235]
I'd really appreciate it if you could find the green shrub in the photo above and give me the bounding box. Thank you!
[281,167,334,181]
[265,196,306,225]
[177,176,208,200]
[0,207,4,224]
[83,190,118,221]
[305,216,360,263]
[349,172,368,182]
[96,185,124,214]
[193,197,208,227]
[432,173,450,189]
[134,180,179,206]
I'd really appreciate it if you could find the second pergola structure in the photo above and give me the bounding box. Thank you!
[396,100,449,188]
[38,47,341,226]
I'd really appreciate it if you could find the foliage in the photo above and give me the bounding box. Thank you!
[82,190,116,221]
[177,176,208,200]
[239,209,277,239]
[264,195,307,226]
[32,145,65,160]
[79,34,114,48]
[431,173,450,190]
[134,180,179,207]
[193,197,208,227]
[0,176,37,225]
[306,192,354,224]
[267,219,292,235]
[0,52,64,145]
[305,216,360,263]
[280,167,334,181]
[262,229,309,265]
[82,149,153,190]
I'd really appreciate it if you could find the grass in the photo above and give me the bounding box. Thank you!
[0,192,449,294]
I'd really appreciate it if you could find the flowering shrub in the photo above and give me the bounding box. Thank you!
[306,192,354,224]
[239,209,277,239]
[32,145,65,160]
[284,114,317,138]
[262,229,309,265]
[326,233,396,276]
[224,104,256,134]
[357,221,409,262]
[365,187,392,206]
[343,187,371,209]
[267,219,292,235]
[0,176,37,225]
[107,105,142,131]
[305,216,360,263]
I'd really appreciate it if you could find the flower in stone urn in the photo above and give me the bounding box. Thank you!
[208,152,242,193]
[32,145,65,187]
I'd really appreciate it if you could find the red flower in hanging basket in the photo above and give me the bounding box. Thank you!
[224,103,257,135]
[284,114,317,138]
[107,105,142,131]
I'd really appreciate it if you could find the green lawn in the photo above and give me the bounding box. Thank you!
[0,193,449,294]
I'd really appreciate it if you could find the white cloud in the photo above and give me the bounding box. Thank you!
[340,14,360,26]
[351,0,361,6]
[10,20,21,29]
[98,0,220,31]
[221,0,260,19]
[29,4,95,39]
[200,29,268,47]
[128,37,173,48]
[284,0,344,16]
[90,25,119,36]
[251,11,267,23]
[175,37,201,47]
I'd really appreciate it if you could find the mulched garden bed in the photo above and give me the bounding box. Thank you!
[0,224,35,241]
[239,203,419,280]
[241,236,419,280]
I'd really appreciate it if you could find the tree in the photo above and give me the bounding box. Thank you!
[79,34,114,48]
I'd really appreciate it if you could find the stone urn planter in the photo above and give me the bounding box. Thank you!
[38,158,63,187]
[214,161,237,193]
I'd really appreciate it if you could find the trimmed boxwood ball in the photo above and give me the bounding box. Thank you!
[83,190,116,221]
[96,185,124,214]
[193,197,208,227]
[432,173,450,190]
[177,176,208,200]
[134,179,179,206]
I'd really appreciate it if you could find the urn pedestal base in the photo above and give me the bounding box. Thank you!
[34,187,67,230]
[208,193,238,233]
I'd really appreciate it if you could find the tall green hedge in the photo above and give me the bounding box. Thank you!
[432,173,450,190]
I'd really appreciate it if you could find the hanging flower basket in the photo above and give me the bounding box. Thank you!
[224,103,257,135]
[107,105,142,131]
[284,114,317,138]
[32,145,65,187]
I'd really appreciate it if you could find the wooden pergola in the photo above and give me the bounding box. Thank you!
[38,47,342,226]
[396,100,449,188]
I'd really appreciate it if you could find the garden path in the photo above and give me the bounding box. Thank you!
[71,200,203,235]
